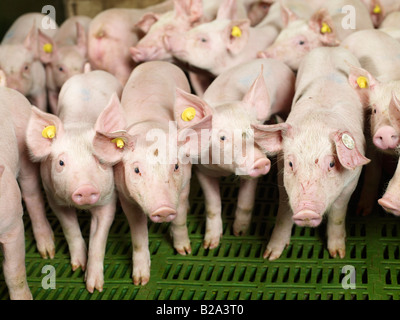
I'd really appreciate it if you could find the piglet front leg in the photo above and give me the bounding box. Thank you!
[120,193,150,286]
[195,169,223,249]
[233,178,258,236]
[85,194,117,293]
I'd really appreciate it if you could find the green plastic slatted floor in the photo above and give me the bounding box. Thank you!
[1,159,400,300]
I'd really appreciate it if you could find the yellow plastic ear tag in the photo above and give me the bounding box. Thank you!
[42,125,56,139]
[357,76,369,89]
[43,43,53,54]
[181,107,196,122]
[373,4,381,14]
[231,26,242,38]
[112,138,125,149]
[320,22,332,34]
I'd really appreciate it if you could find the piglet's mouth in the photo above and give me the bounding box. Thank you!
[293,210,322,227]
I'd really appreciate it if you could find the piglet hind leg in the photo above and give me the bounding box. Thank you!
[119,194,150,286]
[1,220,32,300]
[233,178,258,236]
[264,159,293,260]
[85,195,117,293]
[170,184,191,255]
[195,169,223,250]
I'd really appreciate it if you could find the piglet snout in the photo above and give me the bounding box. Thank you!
[248,158,271,178]
[72,185,100,206]
[131,46,160,63]
[373,126,399,150]
[293,210,322,227]
[150,207,177,223]
[378,196,400,216]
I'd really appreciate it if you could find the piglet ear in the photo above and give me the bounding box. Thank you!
[26,106,64,161]
[280,2,299,27]
[252,122,291,154]
[135,13,160,33]
[94,93,126,133]
[242,65,271,122]
[217,0,238,20]
[308,9,339,46]
[332,131,370,170]
[347,64,379,107]
[38,29,55,64]
[75,22,88,57]
[389,92,400,133]
[226,19,250,54]
[174,0,203,23]
[174,88,213,129]
[368,0,384,27]
[24,24,40,59]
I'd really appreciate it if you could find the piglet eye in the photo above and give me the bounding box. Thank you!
[174,164,179,171]
[59,66,64,72]
[373,109,377,114]
[134,167,140,174]
[200,38,207,43]
[289,161,293,168]
[220,136,226,141]
[59,160,65,166]
[299,40,305,45]
[329,161,335,168]
[24,64,29,71]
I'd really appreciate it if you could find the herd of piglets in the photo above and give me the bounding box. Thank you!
[0,0,400,299]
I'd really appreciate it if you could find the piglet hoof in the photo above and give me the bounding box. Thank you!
[233,221,250,236]
[203,233,222,250]
[71,256,87,272]
[132,269,150,286]
[35,232,56,259]
[85,269,104,293]
[263,239,289,261]
[175,243,192,256]
[328,240,346,258]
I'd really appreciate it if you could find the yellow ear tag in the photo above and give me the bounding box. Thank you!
[43,43,53,54]
[231,26,242,38]
[42,125,56,139]
[373,4,381,14]
[112,138,125,149]
[357,76,369,89]
[181,107,196,122]
[320,22,332,34]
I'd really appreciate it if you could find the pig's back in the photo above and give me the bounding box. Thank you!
[204,58,295,116]
[57,70,122,125]
[2,13,57,45]
[341,29,400,82]
[121,61,191,125]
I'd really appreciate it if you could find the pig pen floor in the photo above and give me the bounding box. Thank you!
[1,160,400,300]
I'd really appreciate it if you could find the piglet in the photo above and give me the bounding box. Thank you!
[265,47,370,260]
[0,88,33,300]
[26,70,122,293]
[259,0,373,71]
[361,0,400,27]
[164,0,282,76]
[92,61,192,285]
[0,13,58,111]
[88,1,174,86]
[378,93,400,214]
[38,16,91,113]
[175,58,294,248]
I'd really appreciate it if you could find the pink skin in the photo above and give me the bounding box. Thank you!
[93,61,192,285]
[265,47,370,261]
[164,5,281,77]
[39,16,91,113]
[175,59,294,248]
[88,2,174,86]
[378,93,400,215]
[246,0,275,26]
[0,85,55,260]
[0,95,32,300]
[0,13,57,111]
[26,71,122,293]
[344,30,400,154]
[131,0,205,63]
